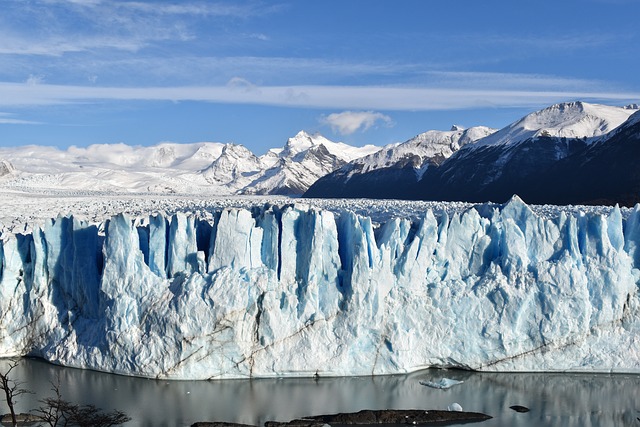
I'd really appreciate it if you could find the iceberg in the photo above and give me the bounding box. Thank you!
[0,196,639,379]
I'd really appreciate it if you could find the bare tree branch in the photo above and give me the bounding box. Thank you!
[0,359,34,427]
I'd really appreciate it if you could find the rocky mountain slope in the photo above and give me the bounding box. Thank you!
[304,102,640,205]
[304,125,496,199]
[417,103,640,205]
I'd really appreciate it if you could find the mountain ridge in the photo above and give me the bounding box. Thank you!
[0,131,380,196]
[304,101,640,205]
[3,101,639,202]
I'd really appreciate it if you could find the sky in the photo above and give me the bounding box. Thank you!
[0,0,639,154]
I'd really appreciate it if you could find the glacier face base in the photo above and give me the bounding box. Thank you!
[0,197,639,379]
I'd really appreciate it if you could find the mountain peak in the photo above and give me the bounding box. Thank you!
[282,131,315,159]
[450,125,465,132]
[220,142,253,157]
[471,101,637,149]
[294,130,312,138]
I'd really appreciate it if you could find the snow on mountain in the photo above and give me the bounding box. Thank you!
[240,131,380,196]
[201,143,263,190]
[259,148,282,169]
[303,126,495,199]
[246,145,343,195]
[0,142,229,194]
[355,125,496,176]
[471,101,638,149]
[1,196,639,379]
[626,109,640,127]
[0,131,378,196]
[279,130,379,163]
[305,101,640,202]
[64,142,225,170]
[414,104,640,205]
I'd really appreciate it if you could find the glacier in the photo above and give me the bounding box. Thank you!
[0,196,639,379]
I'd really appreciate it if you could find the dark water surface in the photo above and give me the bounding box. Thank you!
[2,358,639,426]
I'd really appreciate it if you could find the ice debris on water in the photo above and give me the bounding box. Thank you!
[419,378,464,389]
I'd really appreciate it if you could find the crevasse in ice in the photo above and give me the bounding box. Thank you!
[0,196,639,379]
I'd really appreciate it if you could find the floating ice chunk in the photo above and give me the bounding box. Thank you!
[419,378,464,389]
[447,403,463,412]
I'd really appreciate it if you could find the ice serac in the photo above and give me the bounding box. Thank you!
[1,197,640,379]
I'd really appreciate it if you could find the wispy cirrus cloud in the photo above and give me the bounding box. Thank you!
[0,54,419,88]
[0,34,160,56]
[0,81,638,111]
[0,112,42,125]
[39,0,274,17]
[421,71,610,92]
[0,1,278,56]
[481,33,626,51]
[320,111,393,135]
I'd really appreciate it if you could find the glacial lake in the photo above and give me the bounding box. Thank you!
[2,358,639,426]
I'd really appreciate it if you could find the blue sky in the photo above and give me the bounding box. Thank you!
[0,0,639,154]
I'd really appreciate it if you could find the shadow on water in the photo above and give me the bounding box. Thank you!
[1,359,639,427]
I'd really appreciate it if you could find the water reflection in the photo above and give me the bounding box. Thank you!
[2,359,638,426]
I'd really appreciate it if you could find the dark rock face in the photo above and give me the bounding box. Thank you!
[417,136,589,204]
[304,165,420,199]
[530,116,640,206]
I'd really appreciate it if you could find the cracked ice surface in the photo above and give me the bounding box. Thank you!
[0,194,639,379]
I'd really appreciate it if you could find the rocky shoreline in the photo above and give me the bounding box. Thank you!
[191,409,493,427]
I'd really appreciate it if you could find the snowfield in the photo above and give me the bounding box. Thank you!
[0,190,622,234]
[1,191,639,379]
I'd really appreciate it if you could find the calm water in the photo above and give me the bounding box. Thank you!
[2,358,639,426]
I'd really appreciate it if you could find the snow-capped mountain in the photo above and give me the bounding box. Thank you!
[470,101,634,149]
[275,130,380,163]
[201,144,263,191]
[304,101,640,204]
[525,109,640,206]
[304,125,496,199]
[416,102,640,204]
[350,125,495,175]
[0,142,228,194]
[0,131,380,196]
[242,131,380,196]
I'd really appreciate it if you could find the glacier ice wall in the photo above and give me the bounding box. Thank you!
[0,197,639,379]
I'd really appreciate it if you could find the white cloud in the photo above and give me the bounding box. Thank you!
[226,77,259,92]
[0,81,638,112]
[320,111,393,135]
[26,74,45,85]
